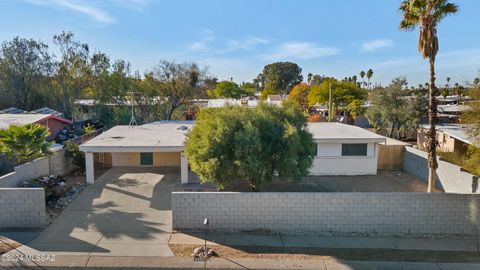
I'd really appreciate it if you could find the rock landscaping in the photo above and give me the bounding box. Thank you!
[17,171,87,221]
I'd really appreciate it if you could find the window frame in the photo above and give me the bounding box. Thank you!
[341,143,368,156]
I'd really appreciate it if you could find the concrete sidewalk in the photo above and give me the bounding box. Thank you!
[169,232,480,252]
[1,255,480,269]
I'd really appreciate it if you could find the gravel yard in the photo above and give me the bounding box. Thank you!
[224,171,429,192]
[169,244,480,263]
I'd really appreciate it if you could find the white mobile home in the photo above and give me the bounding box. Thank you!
[308,123,386,175]
[79,121,386,184]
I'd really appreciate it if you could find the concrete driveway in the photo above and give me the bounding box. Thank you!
[16,167,183,257]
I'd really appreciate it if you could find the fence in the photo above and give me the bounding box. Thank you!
[172,192,480,236]
[377,145,405,170]
[404,146,479,194]
[0,188,46,228]
[0,148,76,187]
[67,129,103,145]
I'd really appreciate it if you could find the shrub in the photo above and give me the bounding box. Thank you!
[185,101,315,191]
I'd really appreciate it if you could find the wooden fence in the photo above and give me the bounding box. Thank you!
[377,143,406,170]
[67,128,104,145]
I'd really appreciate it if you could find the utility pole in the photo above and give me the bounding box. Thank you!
[328,83,333,122]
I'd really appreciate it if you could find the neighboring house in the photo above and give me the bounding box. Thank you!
[308,123,386,175]
[265,94,284,105]
[79,121,193,184]
[79,121,386,185]
[0,113,72,140]
[1,106,64,117]
[417,124,474,155]
[0,107,27,114]
[30,107,64,118]
[436,95,471,105]
[437,104,470,123]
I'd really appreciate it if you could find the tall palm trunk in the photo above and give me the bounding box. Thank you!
[427,58,438,192]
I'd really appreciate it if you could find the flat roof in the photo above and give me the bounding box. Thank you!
[0,114,52,129]
[308,122,386,143]
[421,124,474,145]
[81,121,386,152]
[79,122,194,152]
[438,104,470,113]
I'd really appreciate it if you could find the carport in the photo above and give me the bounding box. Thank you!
[79,122,193,185]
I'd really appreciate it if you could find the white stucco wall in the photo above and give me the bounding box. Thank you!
[310,142,378,175]
[111,152,180,167]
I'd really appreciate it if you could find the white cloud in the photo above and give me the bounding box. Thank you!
[187,29,215,51]
[188,40,210,51]
[263,42,340,60]
[27,0,114,24]
[219,36,269,53]
[360,39,394,52]
[25,0,153,24]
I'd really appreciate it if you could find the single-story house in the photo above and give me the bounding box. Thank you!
[0,113,72,140]
[308,123,386,175]
[79,121,386,184]
[79,122,193,184]
[417,124,475,155]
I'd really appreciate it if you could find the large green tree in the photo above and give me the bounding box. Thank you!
[288,83,311,111]
[0,37,53,110]
[257,62,303,97]
[400,0,458,192]
[185,101,315,191]
[52,31,91,120]
[307,79,367,119]
[0,124,51,164]
[149,60,207,120]
[366,77,427,138]
[207,80,250,99]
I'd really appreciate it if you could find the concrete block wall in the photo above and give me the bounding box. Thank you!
[0,149,76,188]
[0,188,46,228]
[172,192,480,235]
[49,148,76,176]
[404,146,479,194]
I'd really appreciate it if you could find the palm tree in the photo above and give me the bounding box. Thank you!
[359,71,366,88]
[366,69,374,89]
[307,73,313,84]
[455,84,464,105]
[474,77,480,86]
[400,0,458,193]
[352,75,358,85]
[440,88,449,102]
[446,76,451,95]
[0,124,52,164]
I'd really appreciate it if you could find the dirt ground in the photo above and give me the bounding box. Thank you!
[169,244,480,263]
[224,171,428,192]
[0,241,21,255]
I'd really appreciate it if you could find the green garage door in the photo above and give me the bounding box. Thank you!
[140,152,153,165]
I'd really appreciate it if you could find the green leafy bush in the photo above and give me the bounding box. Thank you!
[185,101,315,191]
[65,140,85,169]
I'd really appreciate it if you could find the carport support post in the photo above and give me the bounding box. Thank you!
[85,152,94,184]
[181,152,188,184]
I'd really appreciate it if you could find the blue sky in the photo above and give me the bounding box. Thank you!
[1,0,479,87]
